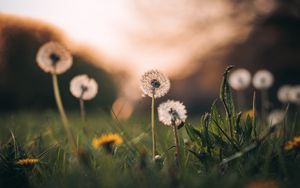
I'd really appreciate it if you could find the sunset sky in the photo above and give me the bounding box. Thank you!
[0,0,275,78]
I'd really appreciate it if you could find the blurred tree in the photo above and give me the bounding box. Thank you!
[0,20,117,112]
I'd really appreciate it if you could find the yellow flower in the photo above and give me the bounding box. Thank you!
[242,110,254,120]
[92,133,123,150]
[16,159,39,166]
[284,135,300,151]
[246,180,278,188]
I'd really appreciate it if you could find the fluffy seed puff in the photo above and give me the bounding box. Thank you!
[140,70,170,98]
[228,68,251,90]
[36,41,73,74]
[252,70,274,90]
[70,74,98,100]
[158,100,187,127]
[277,85,292,103]
[267,110,285,126]
[289,85,300,104]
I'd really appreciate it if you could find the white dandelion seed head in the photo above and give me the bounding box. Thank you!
[228,68,251,90]
[277,85,292,103]
[267,109,285,126]
[289,85,300,104]
[70,74,98,100]
[252,70,274,90]
[154,155,162,161]
[158,100,187,127]
[36,41,73,74]
[140,70,170,98]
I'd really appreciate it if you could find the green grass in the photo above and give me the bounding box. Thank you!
[1,67,300,188]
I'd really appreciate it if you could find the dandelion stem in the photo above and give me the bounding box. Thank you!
[52,73,77,153]
[252,92,257,139]
[151,93,157,159]
[79,98,86,122]
[261,89,268,123]
[172,121,180,167]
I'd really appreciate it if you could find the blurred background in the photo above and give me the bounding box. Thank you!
[0,0,299,118]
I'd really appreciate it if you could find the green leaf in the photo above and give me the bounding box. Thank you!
[219,65,235,117]
[185,123,202,145]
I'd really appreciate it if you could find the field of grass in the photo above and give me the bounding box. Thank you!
[1,67,300,188]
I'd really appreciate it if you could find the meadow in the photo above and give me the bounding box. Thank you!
[0,67,299,188]
[0,42,300,188]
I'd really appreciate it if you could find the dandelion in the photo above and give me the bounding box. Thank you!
[277,85,292,104]
[36,41,76,153]
[16,158,39,166]
[92,133,123,153]
[253,70,274,120]
[284,135,300,151]
[242,110,254,121]
[252,70,274,90]
[36,41,73,74]
[158,100,187,166]
[289,85,300,104]
[70,74,98,121]
[228,68,251,91]
[246,180,279,188]
[154,154,163,169]
[140,69,170,159]
[154,154,162,161]
[158,100,187,127]
[267,110,285,126]
[140,69,170,98]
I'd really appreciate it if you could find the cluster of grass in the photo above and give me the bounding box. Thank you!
[0,67,300,188]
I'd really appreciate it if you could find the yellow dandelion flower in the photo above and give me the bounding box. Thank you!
[284,135,300,151]
[242,110,254,121]
[92,133,123,150]
[246,180,279,188]
[16,159,39,166]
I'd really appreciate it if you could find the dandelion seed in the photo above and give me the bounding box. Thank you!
[16,159,39,166]
[284,135,300,151]
[267,110,285,126]
[228,68,251,90]
[70,74,98,121]
[140,69,170,159]
[92,133,123,153]
[252,70,274,90]
[158,100,187,127]
[140,70,170,98]
[158,100,187,167]
[70,74,98,100]
[289,85,300,104]
[36,41,77,156]
[154,155,162,161]
[277,85,292,103]
[36,41,72,74]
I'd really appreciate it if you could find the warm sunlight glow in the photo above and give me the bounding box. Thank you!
[0,0,276,78]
